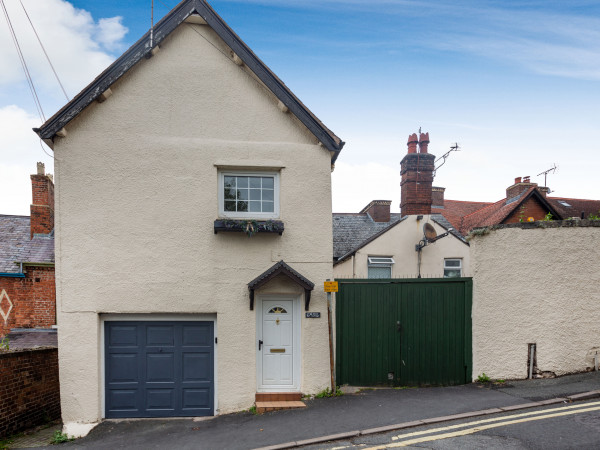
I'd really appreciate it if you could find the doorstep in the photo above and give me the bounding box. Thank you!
[255,392,306,413]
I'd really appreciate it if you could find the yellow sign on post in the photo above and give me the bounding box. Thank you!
[324,281,338,292]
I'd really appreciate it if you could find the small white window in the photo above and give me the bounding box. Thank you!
[368,256,395,279]
[219,171,279,219]
[444,259,462,278]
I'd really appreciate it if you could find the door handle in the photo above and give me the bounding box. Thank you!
[259,340,263,350]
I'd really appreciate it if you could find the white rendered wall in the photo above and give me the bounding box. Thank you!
[470,224,600,380]
[53,23,333,427]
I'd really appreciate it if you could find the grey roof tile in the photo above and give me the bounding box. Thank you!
[0,215,54,273]
[333,213,403,260]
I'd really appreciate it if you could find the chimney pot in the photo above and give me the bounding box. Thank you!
[37,162,45,175]
[407,133,418,154]
[419,132,430,153]
[515,177,522,184]
[523,176,531,183]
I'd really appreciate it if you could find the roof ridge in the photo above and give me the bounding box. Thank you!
[34,0,344,161]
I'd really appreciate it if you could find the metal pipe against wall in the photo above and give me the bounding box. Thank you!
[528,344,536,379]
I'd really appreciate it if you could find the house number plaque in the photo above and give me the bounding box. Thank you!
[305,312,321,318]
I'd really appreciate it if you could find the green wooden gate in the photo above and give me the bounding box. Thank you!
[335,278,472,387]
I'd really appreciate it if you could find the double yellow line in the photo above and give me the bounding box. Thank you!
[366,400,600,448]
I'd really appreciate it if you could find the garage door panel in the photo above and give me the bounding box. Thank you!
[182,388,210,410]
[146,326,175,346]
[182,325,211,346]
[182,352,211,381]
[146,353,175,382]
[109,326,138,346]
[105,321,214,418]
[146,388,175,410]
[108,353,139,382]
[108,389,138,411]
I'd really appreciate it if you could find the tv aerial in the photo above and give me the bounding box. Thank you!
[433,143,460,177]
[537,164,557,187]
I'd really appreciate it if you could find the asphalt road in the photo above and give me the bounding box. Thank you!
[306,399,600,449]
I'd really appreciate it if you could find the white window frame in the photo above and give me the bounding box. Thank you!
[444,258,462,278]
[218,171,280,219]
[368,256,395,279]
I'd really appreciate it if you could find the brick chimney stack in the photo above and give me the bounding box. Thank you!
[506,176,537,201]
[360,200,392,223]
[400,132,435,216]
[30,162,54,238]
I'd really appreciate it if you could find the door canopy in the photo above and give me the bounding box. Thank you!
[247,260,315,311]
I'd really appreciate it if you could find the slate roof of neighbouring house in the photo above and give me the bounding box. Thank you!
[34,0,344,162]
[333,213,404,261]
[0,215,54,274]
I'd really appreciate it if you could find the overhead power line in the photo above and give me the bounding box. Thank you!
[1,0,46,122]
[19,0,70,101]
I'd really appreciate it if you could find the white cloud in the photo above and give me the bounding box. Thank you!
[96,17,128,51]
[0,0,128,98]
[0,105,54,216]
[0,0,129,216]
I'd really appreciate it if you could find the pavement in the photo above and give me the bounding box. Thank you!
[21,371,600,450]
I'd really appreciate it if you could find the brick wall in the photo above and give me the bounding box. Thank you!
[0,266,56,337]
[504,196,553,224]
[0,348,60,437]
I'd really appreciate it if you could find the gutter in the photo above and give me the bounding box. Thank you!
[0,273,25,278]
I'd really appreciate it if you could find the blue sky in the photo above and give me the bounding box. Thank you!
[1,0,599,215]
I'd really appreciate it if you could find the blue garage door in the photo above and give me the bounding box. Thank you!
[105,321,214,418]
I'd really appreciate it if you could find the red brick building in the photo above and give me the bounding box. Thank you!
[0,163,56,345]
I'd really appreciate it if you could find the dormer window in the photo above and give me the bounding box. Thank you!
[219,171,279,219]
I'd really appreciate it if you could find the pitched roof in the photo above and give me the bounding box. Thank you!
[456,187,562,235]
[33,0,344,162]
[432,200,493,232]
[333,213,404,261]
[547,197,600,219]
[0,215,54,273]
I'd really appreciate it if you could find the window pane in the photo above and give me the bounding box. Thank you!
[237,200,248,212]
[262,189,274,201]
[249,201,261,212]
[262,177,274,189]
[249,189,261,200]
[444,269,461,278]
[224,176,235,188]
[237,177,248,188]
[224,187,236,200]
[262,201,274,212]
[445,259,461,268]
[249,177,261,188]
[368,266,391,279]
[224,201,236,211]
[237,189,248,200]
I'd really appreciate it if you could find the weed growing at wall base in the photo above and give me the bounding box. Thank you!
[315,386,343,398]
[50,430,74,445]
[476,373,491,383]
